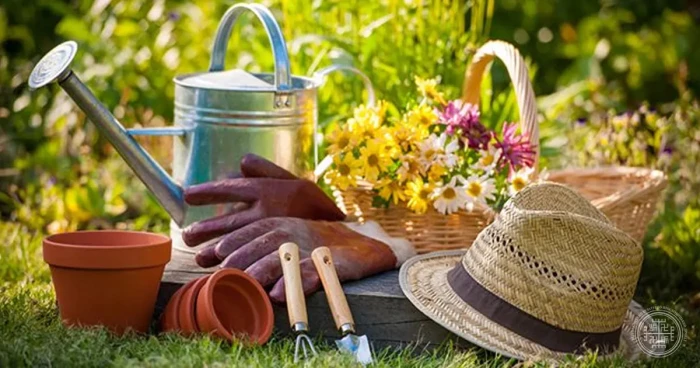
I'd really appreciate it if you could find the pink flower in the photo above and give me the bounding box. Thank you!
[494,122,536,169]
[437,100,489,148]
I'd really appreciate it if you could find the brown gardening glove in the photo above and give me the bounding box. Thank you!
[192,217,400,303]
[181,154,346,246]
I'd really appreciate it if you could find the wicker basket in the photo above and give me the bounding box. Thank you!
[547,167,666,242]
[332,40,666,253]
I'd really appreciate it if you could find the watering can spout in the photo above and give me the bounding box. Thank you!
[28,41,187,226]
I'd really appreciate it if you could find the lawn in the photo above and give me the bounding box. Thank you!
[2,221,699,367]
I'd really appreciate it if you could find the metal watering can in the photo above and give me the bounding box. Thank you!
[29,3,373,260]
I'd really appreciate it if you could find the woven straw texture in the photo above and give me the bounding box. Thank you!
[400,252,647,362]
[464,182,643,332]
[399,183,649,362]
[333,40,666,253]
[547,167,666,242]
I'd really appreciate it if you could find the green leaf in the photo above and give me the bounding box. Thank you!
[56,17,93,42]
[114,20,141,37]
[0,8,6,42]
[371,194,390,209]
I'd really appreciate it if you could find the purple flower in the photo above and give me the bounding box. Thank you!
[437,100,489,148]
[662,145,673,154]
[168,11,180,21]
[575,118,587,126]
[494,122,536,169]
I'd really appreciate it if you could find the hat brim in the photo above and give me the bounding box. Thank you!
[399,250,648,362]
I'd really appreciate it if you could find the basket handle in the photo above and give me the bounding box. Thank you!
[462,40,540,168]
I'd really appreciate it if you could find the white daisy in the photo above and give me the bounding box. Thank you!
[431,176,468,215]
[436,132,460,168]
[508,167,536,195]
[397,154,422,181]
[417,134,440,171]
[417,133,460,170]
[475,145,502,173]
[461,174,496,212]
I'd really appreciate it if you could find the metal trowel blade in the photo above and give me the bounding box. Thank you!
[336,334,373,365]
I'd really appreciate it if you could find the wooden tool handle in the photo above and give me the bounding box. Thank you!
[311,247,355,331]
[279,242,308,327]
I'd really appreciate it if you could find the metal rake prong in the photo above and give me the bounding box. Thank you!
[294,335,302,363]
[294,334,318,363]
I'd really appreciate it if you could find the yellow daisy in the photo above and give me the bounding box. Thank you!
[376,177,407,205]
[353,101,387,123]
[389,119,424,154]
[428,163,448,183]
[350,114,383,142]
[324,154,362,190]
[405,178,435,214]
[326,125,357,154]
[415,76,446,105]
[352,101,388,138]
[406,104,438,128]
[359,139,392,182]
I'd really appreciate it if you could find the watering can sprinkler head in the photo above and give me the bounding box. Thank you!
[29,41,187,226]
[28,41,78,90]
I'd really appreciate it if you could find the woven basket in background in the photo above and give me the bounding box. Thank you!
[333,40,666,253]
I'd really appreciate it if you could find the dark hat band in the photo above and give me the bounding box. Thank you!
[447,262,621,354]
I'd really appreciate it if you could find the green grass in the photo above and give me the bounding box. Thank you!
[1,222,699,367]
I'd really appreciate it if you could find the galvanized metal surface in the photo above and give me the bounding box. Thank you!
[337,334,373,365]
[59,72,187,225]
[28,40,77,89]
[170,3,318,237]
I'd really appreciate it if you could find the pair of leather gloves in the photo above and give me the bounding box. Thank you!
[181,154,413,303]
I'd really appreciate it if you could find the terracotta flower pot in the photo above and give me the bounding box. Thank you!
[196,269,274,345]
[43,231,171,335]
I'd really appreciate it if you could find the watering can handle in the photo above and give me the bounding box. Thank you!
[312,65,376,107]
[209,3,292,92]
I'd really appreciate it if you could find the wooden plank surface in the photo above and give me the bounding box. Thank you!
[156,268,469,350]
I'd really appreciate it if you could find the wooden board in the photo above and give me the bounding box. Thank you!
[156,269,469,350]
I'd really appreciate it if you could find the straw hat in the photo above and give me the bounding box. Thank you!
[399,182,649,362]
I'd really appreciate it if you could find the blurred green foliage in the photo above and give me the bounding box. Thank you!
[571,92,700,286]
[0,1,698,285]
[491,0,700,105]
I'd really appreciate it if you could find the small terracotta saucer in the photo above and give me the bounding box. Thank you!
[178,276,209,335]
[160,283,187,332]
[195,269,274,345]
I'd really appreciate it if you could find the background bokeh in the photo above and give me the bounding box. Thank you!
[1,0,699,294]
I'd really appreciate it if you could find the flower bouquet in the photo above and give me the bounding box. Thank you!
[323,39,665,253]
[324,78,538,217]
[322,65,542,253]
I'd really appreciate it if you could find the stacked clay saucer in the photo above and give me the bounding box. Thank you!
[160,268,274,345]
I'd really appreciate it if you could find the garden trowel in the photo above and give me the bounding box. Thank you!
[311,247,373,365]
